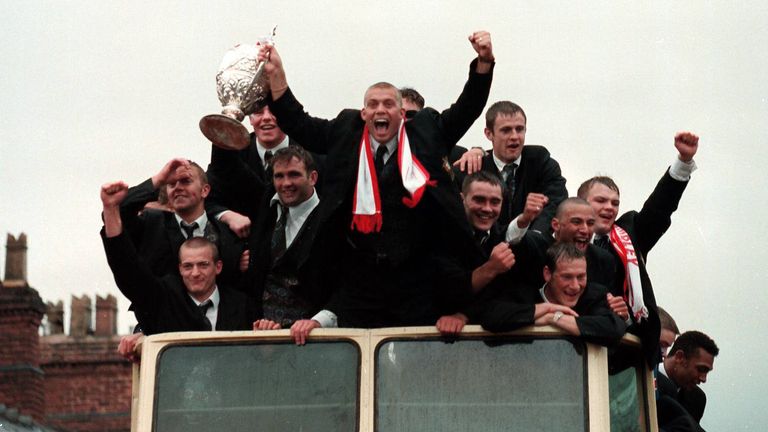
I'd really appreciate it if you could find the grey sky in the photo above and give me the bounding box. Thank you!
[1,1,766,429]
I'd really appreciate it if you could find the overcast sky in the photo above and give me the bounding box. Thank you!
[1,1,766,429]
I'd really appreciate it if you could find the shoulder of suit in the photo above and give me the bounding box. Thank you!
[522,145,553,160]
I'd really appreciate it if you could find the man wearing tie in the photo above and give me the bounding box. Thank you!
[577,131,700,368]
[248,146,334,345]
[117,158,244,288]
[101,180,255,335]
[453,101,567,234]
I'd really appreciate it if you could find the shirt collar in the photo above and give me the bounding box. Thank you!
[174,211,209,233]
[492,152,522,173]
[189,285,220,308]
[270,188,320,220]
[370,134,398,160]
[539,284,551,303]
[257,135,290,162]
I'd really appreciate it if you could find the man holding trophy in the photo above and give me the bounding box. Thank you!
[255,31,495,333]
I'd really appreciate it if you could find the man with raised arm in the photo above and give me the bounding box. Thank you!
[118,158,244,288]
[101,179,255,336]
[577,131,700,368]
[257,32,494,330]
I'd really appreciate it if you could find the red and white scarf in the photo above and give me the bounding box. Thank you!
[351,120,434,233]
[608,225,649,322]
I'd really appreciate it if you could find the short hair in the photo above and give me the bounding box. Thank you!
[462,170,503,194]
[658,306,680,335]
[554,197,592,219]
[188,160,209,185]
[668,330,719,358]
[545,242,586,273]
[400,87,425,110]
[576,176,619,199]
[365,82,402,107]
[179,237,220,262]
[269,145,317,174]
[485,101,527,130]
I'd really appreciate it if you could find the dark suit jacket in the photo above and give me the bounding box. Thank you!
[102,232,255,335]
[510,231,616,288]
[244,198,333,315]
[431,222,510,318]
[268,59,492,325]
[454,145,567,233]
[206,134,325,220]
[477,280,627,346]
[607,169,690,368]
[119,178,244,288]
[657,373,706,432]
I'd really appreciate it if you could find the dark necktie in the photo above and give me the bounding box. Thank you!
[502,163,518,199]
[374,145,388,176]
[198,300,213,331]
[594,235,611,250]
[264,150,274,165]
[474,229,489,247]
[181,221,199,239]
[271,205,289,258]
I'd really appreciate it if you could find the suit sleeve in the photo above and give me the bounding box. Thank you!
[528,153,568,234]
[118,178,158,243]
[206,145,267,220]
[101,230,164,311]
[268,89,338,155]
[629,169,689,256]
[435,59,494,152]
[574,283,627,346]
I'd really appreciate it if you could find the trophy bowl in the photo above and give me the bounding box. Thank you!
[200,36,274,150]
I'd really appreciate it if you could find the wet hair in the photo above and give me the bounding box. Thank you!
[365,82,402,107]
[658,306,680,335]
[545,242,586,273]
[554,197,592,219]
[577,176,619,199]
[462,171,503,195]
[269,145,317,174]
[485,101,527,130]
[668,330,719,358]
[400,87,425,110]
[179,237,220,262]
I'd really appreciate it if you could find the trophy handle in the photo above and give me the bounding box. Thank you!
[200,115,250,150]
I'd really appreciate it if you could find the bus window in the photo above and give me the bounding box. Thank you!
[153,341,360,431]
[375,337,587,432]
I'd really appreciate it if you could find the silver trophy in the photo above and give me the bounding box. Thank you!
[200,29,276,150]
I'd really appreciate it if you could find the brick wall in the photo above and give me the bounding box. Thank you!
[40,335,132,432]
[0,285,46,422]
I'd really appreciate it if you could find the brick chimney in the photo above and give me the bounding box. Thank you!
[0,233,46,422]
[45,301,65,335]
[95,295,117,337]
[69,295,93,337]
[3,233,28,288]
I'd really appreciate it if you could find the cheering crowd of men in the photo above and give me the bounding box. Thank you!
[100,31,718,430]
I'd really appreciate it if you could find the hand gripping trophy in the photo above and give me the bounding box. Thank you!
[200,28,276,150]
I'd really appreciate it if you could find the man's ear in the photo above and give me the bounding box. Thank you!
[201,183,211,199]
[309,170,318,186]
[551,218,560,237]
[215,259,223,275]
[484,127,494,142]
[543,265,552,283]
